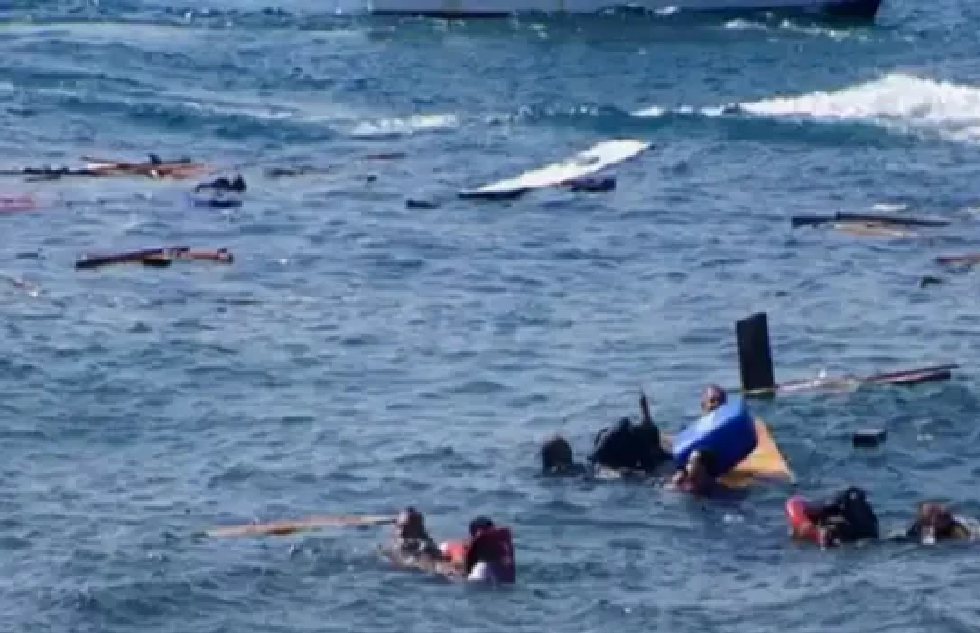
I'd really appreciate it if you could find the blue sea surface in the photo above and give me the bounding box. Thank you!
[2,0,980,631]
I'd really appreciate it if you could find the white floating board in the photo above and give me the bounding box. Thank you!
[459,139,651,200]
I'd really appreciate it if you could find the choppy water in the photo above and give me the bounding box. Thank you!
[2,0,980,632]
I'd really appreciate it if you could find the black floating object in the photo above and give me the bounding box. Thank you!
[75,255,116,270]
[919,275,943,288]
[852,429,887,448]
[791,212,949,229]
[458,187,530,201]
[194,175,246,194]
[837,212,949,228]
[405,198,439,209]
[866,366,954,386]
[76,248,169,270]
[736,312,776,396]
[364,152,406,160]
[140,257,173,268]
[564,175,616,193]
[791,215,833,228]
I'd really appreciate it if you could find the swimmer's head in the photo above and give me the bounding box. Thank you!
[469,516,494,538]
[395,506,428,540]
[541,434,574,473]
[701,385,727,414]
[915,502,957,541]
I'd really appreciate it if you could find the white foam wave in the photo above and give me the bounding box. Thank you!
[634,73,980,144]
[722,17,858,41]
[346,114,459,138]
[871,202,908,212]
[722,18,768,31]
[179,98,299,122]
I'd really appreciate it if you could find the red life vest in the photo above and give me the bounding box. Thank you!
[785,495,820,543]
[470,526,516,583]
[440,539,468,565]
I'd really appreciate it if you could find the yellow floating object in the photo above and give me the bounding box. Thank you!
[831,221,916,238]
[206,514,396,538]
[663,418,793,490]
[719,419,794,489]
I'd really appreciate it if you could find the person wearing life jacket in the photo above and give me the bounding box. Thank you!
[903,502,973,543]
[588,392,670,475]
[541,434,587,476]
[463,516,516,584]
[668,385,731,495]
[589,417,635,471]
[794,487,880,548]
[391,507,443,560]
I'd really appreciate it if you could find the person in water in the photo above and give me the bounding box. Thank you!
[669,385,729,495]
[669,449,717,496]
[392,507,442,559]
[588,392,670,475]
[540,434,587,476]
[463,516,516,584]
[903,501,972,543]
[795,487,880,548]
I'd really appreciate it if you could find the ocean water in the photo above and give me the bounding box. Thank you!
[2,0,980,631]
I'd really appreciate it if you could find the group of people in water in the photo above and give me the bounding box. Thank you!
[384,384,975,586]
[385,509,517,583]
[16,154,966,582]
[541,384,739,494]
[788,488,974,548]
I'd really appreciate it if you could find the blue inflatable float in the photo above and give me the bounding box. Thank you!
[671,397,758,478]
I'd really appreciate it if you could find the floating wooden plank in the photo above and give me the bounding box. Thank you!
[830,222,917,238]
[737,364,957,397]
[0,196,36,211]
[936,253,980,267]
[80,155,212,179]
[206,514,397,538]
[75,247,233,270]
[792,212,949,229]
[733,312,955,397]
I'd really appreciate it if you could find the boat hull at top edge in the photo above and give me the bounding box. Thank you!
[326,0,882,20]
